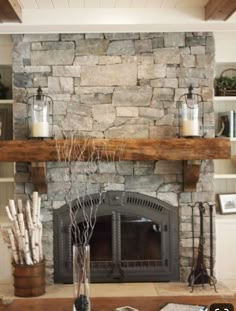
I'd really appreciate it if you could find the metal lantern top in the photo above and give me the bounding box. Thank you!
[26,87,54,139]
[178,85,205,138]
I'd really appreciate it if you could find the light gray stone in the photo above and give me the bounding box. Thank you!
[191,46,205,54]
[158,183,181,192]
[104,183,125,191]
[150,78,178,88]
[134,40,152,53]
[137,55,154,64]
[24,66,51,73]
[93,104,116,124]
[48,77,73,93]
[33,41,75,50]
[139,107,164,119]
[98,162,116,174]
[164,33,185,47]
[116,107,139,117]
[153,88,174,101]
[85,33,104,39]
[150,125,177,138]
[181,55,195,67]
[196,55,214,68]
[61,34,84,41]
[125,175,163,191]
[80,93,112,104]
[98,56,121,64]
[60,114,93,131]
[138,64,166,79]
[152,37,164,49]
[157,192,178,207]
[154,48,181,64]
[23,34,60,42]
[80,64,137,86]
[178,78,199,88]
[53,66,81,77]
[166,66,177,78]
[31,49,74,65]
[186,36,206,46]
[74,87,114,94]
[104,33,140,40]
[140,33,163,39]
[107,40,135,56]
[74,55,99,65]
[106,125,149,138]
[76,39,109,55]
[113,86,152,107]
[33,76,48,88]
[116,161,134,175]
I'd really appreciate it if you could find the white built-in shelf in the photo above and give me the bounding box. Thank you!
[0,177,14,182]
[214,96,236,101]
[214,174,236,179]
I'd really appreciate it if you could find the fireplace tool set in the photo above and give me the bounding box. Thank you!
[187,202,217,292]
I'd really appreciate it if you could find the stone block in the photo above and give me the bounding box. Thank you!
[139,107,164,119]
[138,63,166,79]
[125,175,163,191]
[153,88,174,101]
[150,78,178,88]
[140,33,163,39]
[196,55,214,68]
[149,125,177,138]
[23,34,60,42]
[116,107,139,117]
[107,40,135,55]
[137,54,154,64]
[76,39,109,55]
[166,66,177,78]
[14,73,33,88]
[34,41,75,50]
[53,66,81,77]
[181,54,195,68]
[157,192,178,206]
[186,36,206,46]
[24,66,51,73]
[93,104,116,124]
[134,39,152,53]
[178,78,199,88]
[80,93,112,104]
[80,64,137,86]
[98,56,121,64]
[48,77,73,93]
[116,161,134,175]
[61,34,84,41]
[164,32,185,47]
[190,46,205,55]
[155,161,182,174]
[74,55,99,65]
[113,86,152,107]
[74,86,114,94]
[31,49,74,65]
[152,37,164,49]
[206,36,215,54]
[85,33,104,39]
[98,162,116,174]
[104,33,140,40]
[106,125,149,138]
[154,48,180,64]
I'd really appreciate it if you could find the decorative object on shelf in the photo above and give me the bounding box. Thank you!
[0,191,45,297]
[73,245,90,311]
[219,193,236,214]
[177,85,205,138]
[215,68,236,96]
[187,202,217,293]
[26,86,54,138]
[0,73,9,99]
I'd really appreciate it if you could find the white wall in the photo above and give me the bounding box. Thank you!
[0,35,12,65]
[214,32,236,63]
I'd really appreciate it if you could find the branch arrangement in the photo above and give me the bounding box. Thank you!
[1,192,43,265]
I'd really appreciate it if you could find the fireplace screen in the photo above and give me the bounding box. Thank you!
[53,191,179,283]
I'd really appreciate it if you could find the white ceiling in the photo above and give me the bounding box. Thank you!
[0,0,236,33]
[18,0,209,9]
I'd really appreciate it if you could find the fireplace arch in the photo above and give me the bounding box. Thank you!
[53,191,179,283]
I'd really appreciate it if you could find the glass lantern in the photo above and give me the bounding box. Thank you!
[26,87,54,138]
[178,85,204,138]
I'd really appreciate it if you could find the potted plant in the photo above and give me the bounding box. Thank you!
[1,191,45,297]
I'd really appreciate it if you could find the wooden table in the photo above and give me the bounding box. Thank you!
[1,296,236,311]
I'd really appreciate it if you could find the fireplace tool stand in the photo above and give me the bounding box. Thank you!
[188,202,217,292]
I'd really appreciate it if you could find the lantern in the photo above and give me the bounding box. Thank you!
[178,85,205,138]
[26,87,54,138]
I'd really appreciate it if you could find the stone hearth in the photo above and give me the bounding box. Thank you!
[12,32,215,284]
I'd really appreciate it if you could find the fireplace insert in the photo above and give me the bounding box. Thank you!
[53,191,179,283]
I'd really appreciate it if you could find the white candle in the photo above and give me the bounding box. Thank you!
[31,122,49,137]
[182,120,199,137]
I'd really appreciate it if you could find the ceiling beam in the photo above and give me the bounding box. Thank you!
[205,0,236,20]
[0,0,22,23]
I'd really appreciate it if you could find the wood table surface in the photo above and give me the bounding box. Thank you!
[1,295,236,311]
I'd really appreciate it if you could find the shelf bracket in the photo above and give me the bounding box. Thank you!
[31,162,47,194]
[184,160,201,192]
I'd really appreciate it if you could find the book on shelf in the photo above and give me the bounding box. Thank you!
[216,110,234,138]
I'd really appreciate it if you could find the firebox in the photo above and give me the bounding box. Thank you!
[53,191,179,283]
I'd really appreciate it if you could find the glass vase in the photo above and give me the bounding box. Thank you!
[73,245,91,311]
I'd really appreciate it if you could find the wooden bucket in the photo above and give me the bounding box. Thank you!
[12,260,45,297]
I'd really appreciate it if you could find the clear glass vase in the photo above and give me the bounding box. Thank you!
[73,245,91,311]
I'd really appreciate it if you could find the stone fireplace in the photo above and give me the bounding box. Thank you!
[12,32,215,284]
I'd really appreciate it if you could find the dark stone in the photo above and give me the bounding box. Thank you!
[14,73,33,88]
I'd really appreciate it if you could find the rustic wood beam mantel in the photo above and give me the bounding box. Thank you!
[205,0,236,20]
[0,138,230,162]
[0,0,22,23]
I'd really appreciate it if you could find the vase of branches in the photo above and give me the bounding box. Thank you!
[73,244,90,311]
[1,192,45,297]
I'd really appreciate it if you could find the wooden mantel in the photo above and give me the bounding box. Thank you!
[0,138,230,162]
